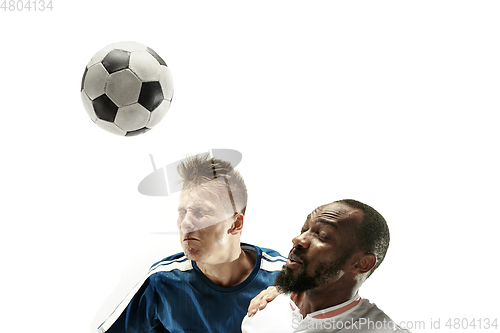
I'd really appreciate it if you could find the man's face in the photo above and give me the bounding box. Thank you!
[177,184,234,263]
[276,202,362,294]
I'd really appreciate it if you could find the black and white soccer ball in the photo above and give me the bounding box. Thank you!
[81,41,173,136]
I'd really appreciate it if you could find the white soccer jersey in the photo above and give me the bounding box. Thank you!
[241,293,411,333]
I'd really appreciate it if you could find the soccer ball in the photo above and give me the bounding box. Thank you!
[81,41,173,136]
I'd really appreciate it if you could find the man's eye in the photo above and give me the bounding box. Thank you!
[300,228,308,234]
[317,232,328,240]
[178,209,186,215]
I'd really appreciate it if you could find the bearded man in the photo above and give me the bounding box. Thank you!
[242,199,410,333]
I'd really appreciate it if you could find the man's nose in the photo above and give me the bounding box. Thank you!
[292,232,310,249]
[179,212,196,233]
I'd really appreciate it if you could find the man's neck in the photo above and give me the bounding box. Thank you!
[197,249,257,288]
[295,286,359,318]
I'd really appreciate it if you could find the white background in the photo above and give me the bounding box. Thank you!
[1,1,499,332]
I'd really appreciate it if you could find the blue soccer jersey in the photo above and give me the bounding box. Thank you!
[98,243,286,333]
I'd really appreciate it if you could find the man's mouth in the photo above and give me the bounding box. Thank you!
[183,234,199,241]
[288,253,303,265]
[286,253,303,268]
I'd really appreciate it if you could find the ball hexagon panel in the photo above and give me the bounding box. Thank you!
[148,100,171,128]
[95,118,126,136]
[83,63,108,100]
[106,69,142,107]
[81,90,97,122]
[112,41,148,53]
[129,51,161,82]
[115,103,151,132]
[159,66,174,101]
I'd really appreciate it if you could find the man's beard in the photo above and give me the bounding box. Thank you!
[275,250,352,294]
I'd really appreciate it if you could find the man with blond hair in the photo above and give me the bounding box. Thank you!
[99,154,285,333]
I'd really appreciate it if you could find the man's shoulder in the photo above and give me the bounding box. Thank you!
[149,252,193,275]
[243,243,287,273]
[356,297,411,333]
[260,246,287,261]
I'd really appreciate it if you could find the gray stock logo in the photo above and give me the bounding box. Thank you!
[138,149,242,196]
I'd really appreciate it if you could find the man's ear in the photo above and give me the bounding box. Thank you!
[228,213,244,235]
[354,254,376,274]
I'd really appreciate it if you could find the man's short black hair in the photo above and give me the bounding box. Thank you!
[337,199,390,277]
